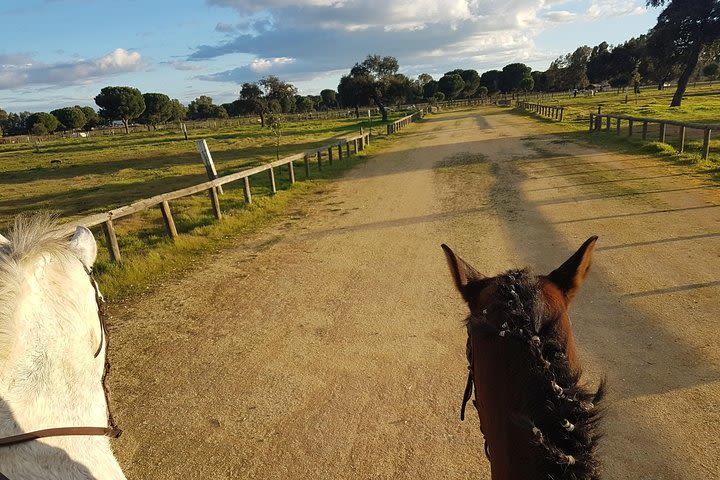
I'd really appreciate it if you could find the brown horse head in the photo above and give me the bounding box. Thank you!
[442,237,604,480]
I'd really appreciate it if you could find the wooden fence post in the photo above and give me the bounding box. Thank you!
[338,143,343,160]
[317,151,323,171]
[209,187,222,219]
[159,201,178,239]
[268,167,276,193]
[197,139,223,195]
[606,116,611,131]
[559,108,564,122]
[101,219,121,263]
[346,141,351,157]
[328,147,333,165]
[589,114,594,132]
[289,160,295,184]
[642,121,648,140]
[702,128,712,160]
[628,119,634,136]
[659,122,666,143]
[679,126,686,153]
[243,177,252,204]
[616,117,621,135]
[304,154,310,177]
[358,135,364,151]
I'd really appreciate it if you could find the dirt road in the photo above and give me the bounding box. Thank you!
[108,109,720,479]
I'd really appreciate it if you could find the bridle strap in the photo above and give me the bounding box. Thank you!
[461,330,490,461]
[0,426,121,448]
[460,369,474,421]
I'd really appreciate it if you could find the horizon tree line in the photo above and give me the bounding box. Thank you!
[1,0,717,136]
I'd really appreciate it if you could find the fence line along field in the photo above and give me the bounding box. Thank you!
[0,111,412,299]
[513,81,720,167]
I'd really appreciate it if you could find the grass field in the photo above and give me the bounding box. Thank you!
[0,112,407,299]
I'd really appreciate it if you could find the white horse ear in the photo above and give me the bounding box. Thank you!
[0,233,8,245]
[69,226,97,269]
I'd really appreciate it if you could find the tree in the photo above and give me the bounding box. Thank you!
[259,76,297,113]
[417,73,433,86]
[438,73,465,99]
[642,26,682,90]
[337,73,373,118]
[519,76,535,92]
[704,62,720,80]
[27,112,59,135]
[531,71,548,91]
[422,80,439,99]
[647,0,720,106]
[79,106,101,130]
[2,112,31,136]
[238,82,269,126]
[343,55,402,121]
[458,70,481,97]
[319,89,338,109]
[296,95,315,112]
[139,93,172,128]
[475,86,489,98]
[50,106,86,131]
[501,63,532,92]
[566,47,592,88]
[480,70,503,94]
[167,99,187,122]
[385,74,415,106]
[94,86,145,134]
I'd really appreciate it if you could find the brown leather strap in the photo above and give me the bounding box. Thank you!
[0,426,121,448]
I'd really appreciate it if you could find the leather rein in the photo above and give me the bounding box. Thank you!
[0,267,122,451]
[460,321,491,460]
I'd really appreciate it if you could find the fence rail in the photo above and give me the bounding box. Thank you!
[386,111,424,134]
[61,130,371,261]
[516,101,564,121]
[589,113,717,159]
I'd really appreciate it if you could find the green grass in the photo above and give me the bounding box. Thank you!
[0,111,414,300]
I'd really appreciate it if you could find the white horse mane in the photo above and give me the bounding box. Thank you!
[0,215,72,366]
[0,215,126,479]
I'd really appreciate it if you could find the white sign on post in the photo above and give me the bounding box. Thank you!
[197,139,223,195]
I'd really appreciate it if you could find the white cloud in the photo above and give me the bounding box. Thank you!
[169,61,206,71]
[0,48,144,90]
[544,10,577,22]
[249,56,295,72]
[586,0,646,19]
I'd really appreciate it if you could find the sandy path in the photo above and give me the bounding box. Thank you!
[108,108,719,479]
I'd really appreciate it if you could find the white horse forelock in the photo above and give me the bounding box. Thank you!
[0,215,126,479]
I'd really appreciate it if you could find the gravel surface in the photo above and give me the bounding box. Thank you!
[107,109,719,479]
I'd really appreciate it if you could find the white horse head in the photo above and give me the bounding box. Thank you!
[0,216,126,479]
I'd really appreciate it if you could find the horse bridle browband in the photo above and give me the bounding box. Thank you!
[0,267,121,454]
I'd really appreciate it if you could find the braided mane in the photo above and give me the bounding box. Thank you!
[468,269,605,480]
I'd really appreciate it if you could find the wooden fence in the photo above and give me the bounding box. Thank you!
[61,130,371,261]
[516,101,565,121]
[589,113,717,160]
[386,111,424,134]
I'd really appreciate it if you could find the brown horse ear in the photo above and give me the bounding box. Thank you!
[442,244,485,302]
[547,236,598,304]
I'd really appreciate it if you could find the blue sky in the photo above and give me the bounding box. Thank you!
[1,0,662,113]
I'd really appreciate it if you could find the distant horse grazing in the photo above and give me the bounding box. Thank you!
[442,237,604,480]
[0,216,125,479]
